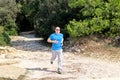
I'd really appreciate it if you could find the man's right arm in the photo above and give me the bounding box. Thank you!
[47,38,53,43]
[47,38,58,43]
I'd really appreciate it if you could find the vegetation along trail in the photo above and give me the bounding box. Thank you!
[0,32,120,80]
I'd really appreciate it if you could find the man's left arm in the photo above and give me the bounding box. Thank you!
[61,38,64,46]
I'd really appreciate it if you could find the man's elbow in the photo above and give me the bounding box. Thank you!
[47,39,50,43]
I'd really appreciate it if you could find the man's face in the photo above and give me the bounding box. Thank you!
[55,27,60,34]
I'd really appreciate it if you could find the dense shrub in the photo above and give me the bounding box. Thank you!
[0,0,18,35]
[0,26,10,46]
[18,0,70,40]
[67,0,120,38]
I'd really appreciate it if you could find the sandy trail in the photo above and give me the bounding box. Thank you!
[8,33,120,80]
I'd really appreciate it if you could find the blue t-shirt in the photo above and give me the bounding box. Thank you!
[49,33,63,50]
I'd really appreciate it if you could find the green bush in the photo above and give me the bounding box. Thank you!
[0,0,19,36]
[67,19,90,38]
[0,26,10,46]
[67,0,120,38]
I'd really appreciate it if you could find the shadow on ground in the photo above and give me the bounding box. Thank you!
[27,67,57,73]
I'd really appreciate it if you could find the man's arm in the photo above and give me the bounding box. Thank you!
[61,38,64,46]
[47,38,58,43]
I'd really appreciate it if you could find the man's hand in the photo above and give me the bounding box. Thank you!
[52,40,58,44]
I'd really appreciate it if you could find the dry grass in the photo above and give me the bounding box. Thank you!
[71,35,120,62]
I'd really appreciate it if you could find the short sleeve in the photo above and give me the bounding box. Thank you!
[49,34,53,40]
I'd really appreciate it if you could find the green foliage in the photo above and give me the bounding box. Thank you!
[14,0,120,40]
[4,15,18,35]
[0,0,18,46]
[0,0,18,35]
[67,0,120,38]
[24,0,70,39]
[0,26,10,46]
[0,26,4,34]
[67,19,90,38]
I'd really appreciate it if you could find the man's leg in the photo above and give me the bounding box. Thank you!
[51,50,57,64]
[58,49,63,74]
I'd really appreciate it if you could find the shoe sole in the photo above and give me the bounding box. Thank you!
[58,71,62,74]
[51,61,53,64]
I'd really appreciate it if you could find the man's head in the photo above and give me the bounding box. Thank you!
[55,26,60,34]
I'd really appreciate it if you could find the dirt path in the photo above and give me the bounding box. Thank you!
[3,33,120,80]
